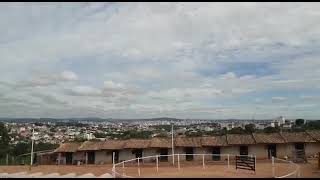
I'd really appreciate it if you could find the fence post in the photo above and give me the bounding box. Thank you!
[177,154,180,171]
[254,155,257,175]
[156,155,159,173]
[112,164,115,178]
[227,154,230,169]
[202,154,205,169]
[6,154,8,165]
[122,162,125,176]
[138,157,141,177]
[272,156,275,178]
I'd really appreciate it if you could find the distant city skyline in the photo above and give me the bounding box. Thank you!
[1,2,320,119]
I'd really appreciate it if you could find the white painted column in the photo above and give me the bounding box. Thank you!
[30,129,34,167]
[85,152,88,165]
[137,157,141,176]
[156,155,159,172]
[177,154,180,171]
[171,123,175,166]
[58,153,61,165]
[202,154,205,169]
[227,154,230,169]
[272,156,275,178]
[122,162,125,176]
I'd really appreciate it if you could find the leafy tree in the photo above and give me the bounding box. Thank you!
[295,119,305,126]
[263,126,280,133]
[228,127,246,134]
[93,132,107,138]
[185,130,203,137]
[304,120,320,130]
[0,123,10,158]
[245,124,256,133]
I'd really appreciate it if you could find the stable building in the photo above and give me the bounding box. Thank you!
[54,142,82,165]
[280,131,317,160]
[201,135,228,161]
[252,132,287,159]
[226,134,256,158]
[174,137,202,161]
[52,130,320,165]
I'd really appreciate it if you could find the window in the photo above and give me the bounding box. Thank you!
[240,146,248,156]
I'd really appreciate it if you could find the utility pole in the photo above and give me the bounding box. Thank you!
[30,129,35,170]
[171,122,174,165]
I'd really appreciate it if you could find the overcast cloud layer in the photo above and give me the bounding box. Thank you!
[1,2,320,119]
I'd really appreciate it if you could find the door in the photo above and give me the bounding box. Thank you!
[295,143,304,151]
[132,149,143,162]
[267,144,277,159]
[240,146,248,156]
[212,147,221,161]
[66,152,73,165]
[87,151,95,164]
[112,150,119,164]
[185,147,194,161]
[159,149,168,162]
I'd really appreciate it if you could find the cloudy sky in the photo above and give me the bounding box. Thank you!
[1,2,320,119]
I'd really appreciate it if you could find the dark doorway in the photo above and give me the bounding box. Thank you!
[132,149,143,162]
[295,143,304,150]
[240,146,249,156]
[267,144,277,159]
[212,147,221,161]
[33,153,37,165]
[185,147,194,161]
[66,152,73,165]
[159,148,168,162]
[112,150,119,164]
[87,151,95,164]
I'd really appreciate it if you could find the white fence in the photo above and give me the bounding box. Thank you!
[111,154,300,178]
[272,157,301,178]
[111,153,255,178]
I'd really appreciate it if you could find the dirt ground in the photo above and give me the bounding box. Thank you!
[0,159,319,178]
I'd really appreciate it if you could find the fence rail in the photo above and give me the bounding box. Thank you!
[272,157,300,178]
[111,153,254,178]
[111,154,300,178]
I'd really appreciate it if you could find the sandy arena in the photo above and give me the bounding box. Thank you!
[0,159,319,178]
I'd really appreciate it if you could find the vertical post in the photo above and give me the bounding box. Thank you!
[227,154,230,169]
[255,155,257,168]
[137,157,141,176]
[58,153,61,165]
[254,155,257,175]
[202,154,205,169]
[171,123,175,166]
[122,162,125,176]
[85,152,88,165]
[112,151,115,177]
[112,164,115,178]
[6,154,8,165]
[156,155,159,173]
[177,154,180,171]
[272,156,275,178]
[112,152,115,165]
[318,152,320,170]
[30,129,34,169]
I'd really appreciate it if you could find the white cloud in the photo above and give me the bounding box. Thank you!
[271,97,287,103]
[61,71,78,81]
[67,85,102,97]
[0,3,320,119]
